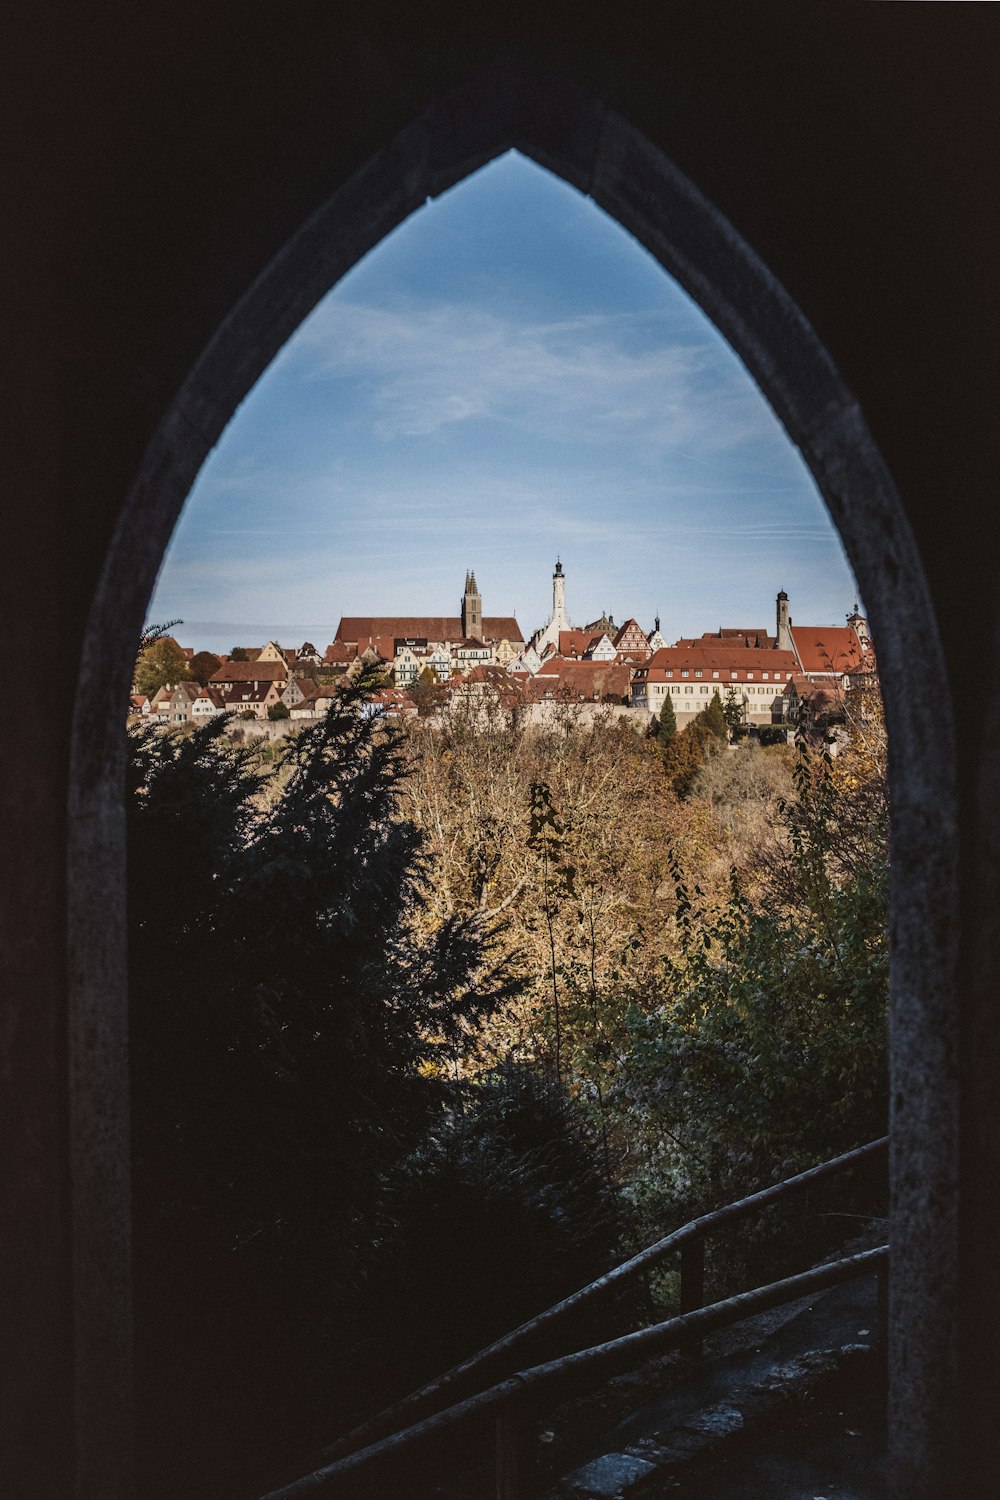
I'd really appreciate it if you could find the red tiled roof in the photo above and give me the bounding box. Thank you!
[223,683,276,705]
[789,626,865,675]
[370,687,416,716]
[558,629,599,657]
[640,646,799,682]
[210,660,287,683]
[456,665,524,703]
[613,619,648,647]
[675,631,777,650]
[462,664,513,685]
[527,660,631,702]
[336,615,523,644]
[323,641,354,665]
[647,645,798,671]
[355,635,397,661]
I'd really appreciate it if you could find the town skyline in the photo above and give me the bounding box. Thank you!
[148,151,861,658]
[159,560,858,661]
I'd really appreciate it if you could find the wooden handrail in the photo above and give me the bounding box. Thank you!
[260,1245,887,1498]
[297,1135,887,1474]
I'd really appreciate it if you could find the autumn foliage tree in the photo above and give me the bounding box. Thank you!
[398,706,709,1075]
[127,637,890,1490]
[134,634,190,696]
[188,649,222,686]
[617,726,889,1285]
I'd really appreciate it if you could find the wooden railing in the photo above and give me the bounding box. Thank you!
[260,1136,888,1499]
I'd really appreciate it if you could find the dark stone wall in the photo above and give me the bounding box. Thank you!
[2,5,998,1495]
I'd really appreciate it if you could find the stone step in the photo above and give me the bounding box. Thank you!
[542,1265,883,1500]
[553,1342,874,1498]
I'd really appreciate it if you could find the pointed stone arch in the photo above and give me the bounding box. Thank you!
[68,61,957,1497]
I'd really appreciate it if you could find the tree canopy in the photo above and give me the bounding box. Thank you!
[189,649,222,686]
[134,635,190,696]
[127,654,889,1496]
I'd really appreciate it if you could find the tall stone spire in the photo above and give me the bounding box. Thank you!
[776,589,792,652]
[461,568,482,640]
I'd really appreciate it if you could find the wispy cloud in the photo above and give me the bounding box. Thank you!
[152,153,859,646]
[292,300,772,451]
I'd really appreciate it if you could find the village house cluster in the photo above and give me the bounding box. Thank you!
[132,563,876,734]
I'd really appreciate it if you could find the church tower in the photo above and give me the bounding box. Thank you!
[846,601,871,650]
[552,558,567,628]
[776,589,793,652]
[531,558,572,655]
[461,569,482,640]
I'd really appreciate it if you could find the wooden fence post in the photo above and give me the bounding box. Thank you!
[496,1394,534,1500]
[876,1258,889,1352]
[680,1235,705,1358]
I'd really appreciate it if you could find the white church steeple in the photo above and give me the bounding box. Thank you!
[532,558,572,655]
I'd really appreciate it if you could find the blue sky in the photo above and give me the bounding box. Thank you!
[149,152,859,656]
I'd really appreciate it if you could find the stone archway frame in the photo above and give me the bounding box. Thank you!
[69,62,958,1498]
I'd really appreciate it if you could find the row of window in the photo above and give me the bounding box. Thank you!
[651,684,780,696]
[659,672,791,684]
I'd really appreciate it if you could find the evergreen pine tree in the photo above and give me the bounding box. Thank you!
[657,692,677,745]
[703,689,728,742]
[723,688,744,736]
[127,667,523,1492]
